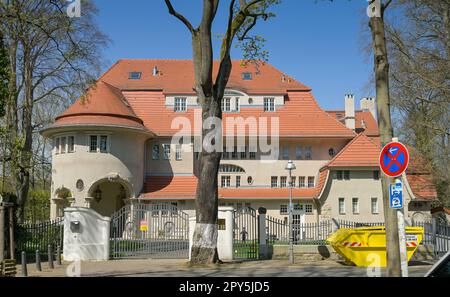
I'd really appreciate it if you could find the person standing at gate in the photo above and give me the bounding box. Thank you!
[241,227,248,242]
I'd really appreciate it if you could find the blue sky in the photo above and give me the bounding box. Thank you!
[93,0,374,110]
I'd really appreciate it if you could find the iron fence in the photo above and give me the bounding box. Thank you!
[15,217,64,261]
[266,216,333,245]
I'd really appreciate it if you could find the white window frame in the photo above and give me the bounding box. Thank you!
[249,147,256,159]
[222,97,231,112]
[339,198,346,215]
[304,204,313,214]
[55,137,60,155]
[280,204,288,215]
[307,176,315,188]
[271,176,278,188]
[88,134,109,153]
[239,146,247,159]
[174,97,187,112]
[280,176,287,188]
[236,176,241,188]
[163,144,171,160]
[264,97,275,112]
[221,176,231,188]
[352,198,359,214]
[175,144,182,161]
[60,137,66,154]
[371,198,379,214]
[299,176,306,188]
[234,97,240,112]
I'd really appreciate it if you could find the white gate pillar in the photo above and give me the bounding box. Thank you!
[189,206,234,261]
[63,207,110,261]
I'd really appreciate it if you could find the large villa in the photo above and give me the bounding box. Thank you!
[41,60,437,224]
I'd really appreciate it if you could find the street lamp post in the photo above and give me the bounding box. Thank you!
[285,160,296,264]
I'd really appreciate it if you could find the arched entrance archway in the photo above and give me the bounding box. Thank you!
[88,177,132,217]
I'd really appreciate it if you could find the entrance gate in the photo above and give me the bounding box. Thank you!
[233,207,258,260]
[110,203,189,259]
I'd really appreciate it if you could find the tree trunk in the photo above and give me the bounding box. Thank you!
[369,13,401,277]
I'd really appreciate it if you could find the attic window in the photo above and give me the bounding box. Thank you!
[242,72,252,80]
[129,72,142,80]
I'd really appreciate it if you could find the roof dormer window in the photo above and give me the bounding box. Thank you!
[241,72,252,80]
[129,72,142,80]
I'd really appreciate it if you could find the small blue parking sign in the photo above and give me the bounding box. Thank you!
[389,181,403,209]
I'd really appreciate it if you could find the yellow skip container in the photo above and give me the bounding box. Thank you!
[327,226,424,267]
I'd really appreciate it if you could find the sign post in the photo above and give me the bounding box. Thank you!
[380,139,409,277]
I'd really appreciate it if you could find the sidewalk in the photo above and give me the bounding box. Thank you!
[18,259,433,277]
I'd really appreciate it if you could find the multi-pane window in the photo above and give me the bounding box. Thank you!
[280,204,288,215]
[371,198,379,214]
[299,176,306,188]
[280,176,287,188]
[249,147,256,159]
[68,136,75,153]
[337,171,343,180]
[242,72,252,80]
[305,204,313,214]
[352,198,359,214]
[232,147,238,159]
[163,144,171,160]
[344,171,350,180]
[290,176,296,188]
[174,97,187,112]
[264,98,275,112]
[55,138,60,154]
[152,144,159,160]
[129,72,141,79]
[175,144,182,161]
[222,97,231,112]
[339,198,345,214]
[282,146,289,160]
[308,176,315,188]
[305,146,312,160]
[373,171,380,180]
[100,135,108,153]
[236,176,241,188]
[221,176,231,188]
[295,146,303,160]
[240,147,247,159]
[271,176,278,188]
[89,135,108,153]
[235,98,240,112]
[89,135,98,152]
[60,137,66,154]
[223,147,230,160]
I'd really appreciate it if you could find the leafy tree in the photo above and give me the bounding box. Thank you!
[164,0,279,264]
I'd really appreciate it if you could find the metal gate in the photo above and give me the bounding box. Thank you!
[110,203,189,259]
[233,207,258,260]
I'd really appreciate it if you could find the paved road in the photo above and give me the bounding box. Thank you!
[23,259,434,277]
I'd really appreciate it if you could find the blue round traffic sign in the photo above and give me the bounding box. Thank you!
[379,142,409,177]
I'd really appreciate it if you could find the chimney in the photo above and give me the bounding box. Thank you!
[344,94,356,130]
[152,66,158,76]
[360,97,377,123]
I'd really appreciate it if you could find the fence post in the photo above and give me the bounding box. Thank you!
[36,250,41,271]
[0,204,4,262]
[258,207,268,260]
[8,206,14,260]
[21,251,27,277]
[57,245,62,265]
[431,218,437,260]
[48,245,54,269]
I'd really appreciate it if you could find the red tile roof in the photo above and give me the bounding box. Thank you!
[327,110,379,136]
[141,175,321,200]
[100,60,311,94]
[326,133,381,168]
[51,81,147,131]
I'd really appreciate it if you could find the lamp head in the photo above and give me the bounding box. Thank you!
[285,160,296,171]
